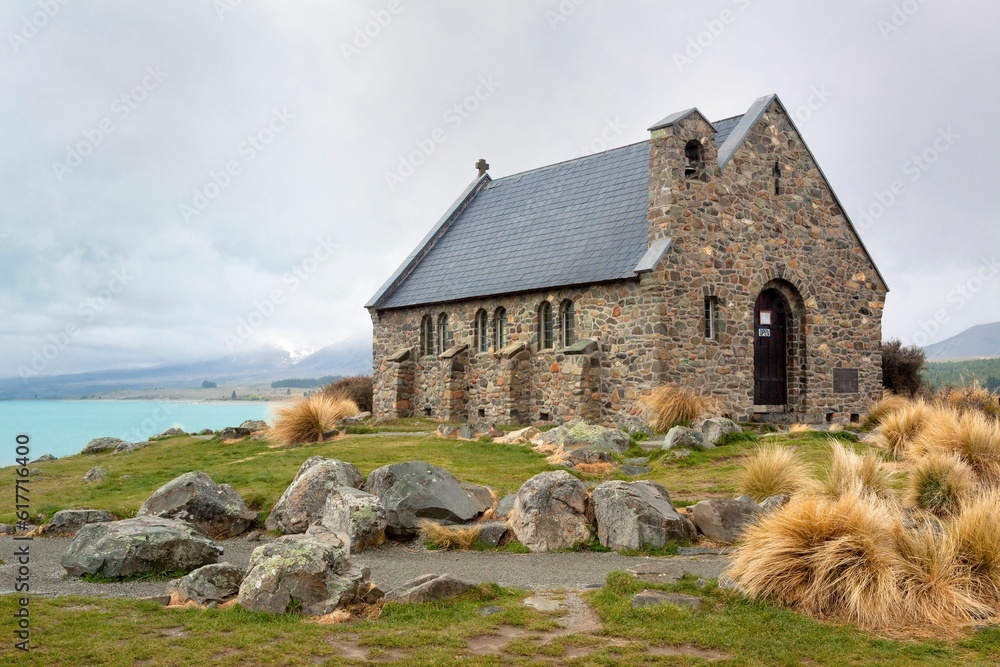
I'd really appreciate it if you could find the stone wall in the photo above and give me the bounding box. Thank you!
[369,99,886,426]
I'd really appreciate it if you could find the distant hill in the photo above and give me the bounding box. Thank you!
[924,322,1000,361]
[0,336,372,400]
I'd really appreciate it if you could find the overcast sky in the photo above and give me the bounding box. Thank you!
[2,0,997,377]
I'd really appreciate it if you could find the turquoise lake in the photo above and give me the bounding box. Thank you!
[0,400,278,461]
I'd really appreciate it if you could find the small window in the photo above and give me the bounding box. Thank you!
[773,160,781,195]
[559,300,575,347]
[493,307,507,350]
[538,301,553,350]
[419,315,434,357]
[704,296,718,340]
[477,407,486,419]
[436,313,450,354]
[684,139,703,177]
[474,309,489,353]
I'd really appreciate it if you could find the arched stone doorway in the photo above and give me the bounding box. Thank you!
[753,280,807,412]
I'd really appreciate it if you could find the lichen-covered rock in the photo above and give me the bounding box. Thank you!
[82,437,129,454]
[494,426,540,445]
[663,426,711,451]
[113,441,147,454]
[61,516,222,578]
[530,419,630,455]
[239,420,269,433]
[167,562,244,604]
[265,457,364,534]
[592,481,695,551]
[83,467,108,482]
[435,425,460,439]
[759,494,790,513]
[236,535,370,615]
[508,471,593,552]
[41,509,114,535]
[308,487,386,554]
[363,461,482,539]
[219,426,249,440]
[31,453,57,463]
[161,427,185,436]
[138,471,258,539]
[385,573,477,604]
[697,418,741,445]
[690,497,761,544]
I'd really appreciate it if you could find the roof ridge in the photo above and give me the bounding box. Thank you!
[490,139,648,182]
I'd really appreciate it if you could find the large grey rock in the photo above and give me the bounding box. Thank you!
[697,418,741,445]
[31,453,57,463]
[239,420,269,433]
[690,497,761,544]
[531,419,630,455]
[363,461,482,539]
[82,437,129,454]
[385,574,477,604]
[160,427,185,436]
[474,521,509,548]
[265,457,364,534]
[167,563,244,604]
[138,471,258,539]
[460,482,495,515]
[508,471,593,552]
[114,440,148,454]
[663,426,711,451]
[41,509,114,535]
[237,535,370,615]
[83,467,108,482]
[494,494,517,520]
[307,487,386,554]
[592,481,696,551]
[61,516,222,578]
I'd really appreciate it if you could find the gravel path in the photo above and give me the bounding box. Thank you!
[0,536,728,599]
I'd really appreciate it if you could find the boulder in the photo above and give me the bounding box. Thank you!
[363,461,482,539]
[494,494,516,520]
[114,441,147,454]
[239,420,269,433]
[508,471,593,552]
[436,425,460,439]
[630,590,703,611]
[82,437,129,455]
[759,494,790,513]
[474,521,509,548]
[494,426,539,445]
[663,426,711,451]
[530,419,630,455]
[339,412,372,425]
[83,466,107,482]
[460,482,495,515]
[592,481,696,551]
[265,457,364,534]
[237,535,370,615]
[41,509,114,535]
[137,471,258,539]
[161,427,185,436]
[219,426,249,440]
[697,418,741,445]
[61,516,222,578]
[31,453,57,463]
[385,574,477,604]
[567,449,613,465]
[307,487,386,554]
[690,497,761,544]
[198,428,215,436]
[167,562,244,604]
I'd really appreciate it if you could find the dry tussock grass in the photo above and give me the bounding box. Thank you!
[788,423,813,433]
[418,519,481,550]
[737,444,811,502]
[950,488,1000,606]
[863,392,913,428]
[270,395,359,447]
[905,451,977,516]
[642,385,715,432]
[821,441,896,501]
[871,400,933,459]
[574,461,617,475]
[914,409,1000,484]
[938,384,1000,420]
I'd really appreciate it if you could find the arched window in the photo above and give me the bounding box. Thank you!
[538,301,553,350]
[684,139,703,177]
[474,309,489,353]
[419,314,434,357]
[559,300,575,348]
[436,313,450,354]
[493,307,507,350]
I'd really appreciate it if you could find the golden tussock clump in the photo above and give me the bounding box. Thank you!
[641,385,715,432]
[914,409,1000,484]
[937,383,1000,420]
[737,444,811,502]
[269,395,360,447]
[905,451,977,516]
[862,392,912,430]
[821,441,896,502]
[949,488,1000,606]
[418,519,481,550]
[871,399,933,460]
[788,423,813,433]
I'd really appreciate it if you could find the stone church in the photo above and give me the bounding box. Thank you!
[366,94,887,427]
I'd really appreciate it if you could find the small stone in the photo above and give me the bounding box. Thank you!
[82,437,129,455]
[458,424,475,440]
[663,426,711,451]
[523,596,561,612]
[141,595,172,606]
[167,563,244,604]
[238,420,269,433]
[474,521,508,547]
[41,509,114,535]
[479,605,503,617]
[385,574,477,604]
[494,494,516,520]
[219,426,249,440]
[436,425,460,439]
[31,454,57,463]
[696,418,741,445]
[83,467,108,483]
[759,494,790,513]
[630,590,702,610]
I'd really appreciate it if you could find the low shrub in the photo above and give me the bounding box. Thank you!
[881,338,925,397]
[937,383,1000,420]
[737,444,811,502]
[641,385,714,432]
[320,375,373,414]
[270,395,359,446]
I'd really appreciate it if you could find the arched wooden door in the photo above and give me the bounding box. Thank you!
[754,289,787,405]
